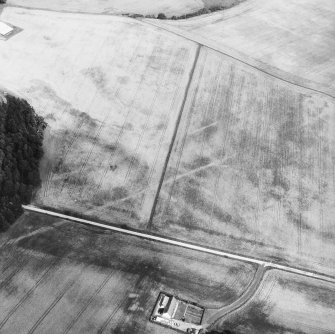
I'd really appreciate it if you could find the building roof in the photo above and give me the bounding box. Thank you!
[163,296,178,317]
[0,22,13,36]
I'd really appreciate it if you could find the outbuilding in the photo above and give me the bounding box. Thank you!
[0,21,13,37]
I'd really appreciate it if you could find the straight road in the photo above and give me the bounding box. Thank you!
[22,205,335,285]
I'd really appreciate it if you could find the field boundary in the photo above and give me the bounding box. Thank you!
[140,19,335,100]
[147,44,201,230]
[2,5,333,99]
[22,205,335,284]
[2,2,249,18]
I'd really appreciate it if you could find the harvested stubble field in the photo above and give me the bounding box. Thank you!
[0,212,256,334]
[0,7,198,229]
[213,269,335,333]
[151,47,335,277]
[153,0,335,91]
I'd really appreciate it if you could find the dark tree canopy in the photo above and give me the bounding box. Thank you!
[206,330,236,334]
[0,94,46,231]
[157,13,167,19]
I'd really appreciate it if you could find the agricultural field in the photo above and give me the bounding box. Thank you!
[151,47,335,277]
[5,0,244,16]
[1,5,335,277]
[0,2,335,333]
[0,7,198,230]
[213,269,335,334]
[0,211,256,333]
[156,0,335,90]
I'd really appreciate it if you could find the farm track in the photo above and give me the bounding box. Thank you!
[140,20,335,100]
[1,4,333,100]
[22,206,335,285]
[147,44,201,229]
[205,264,266,326]
[158,51,210,220]
[134,47,193,217]
[123,47,189,194]
[2,5,335,330]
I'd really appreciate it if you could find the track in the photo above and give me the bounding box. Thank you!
[0,4,333,332]
[204,264,266,326]
[22,205,335,285]
[1,4,334,99]
[147,44,201,230]
[139,19,335,100]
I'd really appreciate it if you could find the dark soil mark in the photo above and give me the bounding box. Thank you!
[277,277,335,309]
[166,177,250,234]
[15,213,241,308]
[214,301,305,334]
[109,260,161,334]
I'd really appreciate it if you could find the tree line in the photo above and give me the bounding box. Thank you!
[0,94,46,231]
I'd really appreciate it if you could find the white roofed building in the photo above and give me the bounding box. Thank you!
[151,293,205,333]
[0,22,14,37]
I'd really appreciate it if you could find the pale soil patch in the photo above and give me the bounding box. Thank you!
[152,47,335,276]
[158,0,335,89]
[215,269,335,334]
[0,212,256,333]
[0,7,198,229]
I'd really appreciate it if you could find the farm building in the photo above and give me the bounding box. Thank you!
[156,294,178,319]
[151,292,204,333]
[0,21,13,36]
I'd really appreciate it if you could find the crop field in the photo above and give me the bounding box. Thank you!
[1,5,335,278]
[0,212,256,333]
[1,3,335,332]
[213,269,335,333]
[157,0,335,90]
[0,7,199,230]
[5,0,244,16]
[151,47,335,276]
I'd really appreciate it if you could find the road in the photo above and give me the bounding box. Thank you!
[22,205,335,285]
[0,210,256,333]
[204,265,267,327]
[1,4,333,331]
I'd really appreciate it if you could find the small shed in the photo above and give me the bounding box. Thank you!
[0,22,13,37]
